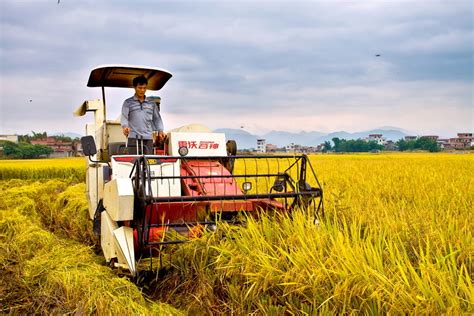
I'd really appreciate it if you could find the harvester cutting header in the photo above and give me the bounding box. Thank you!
[75,65,323,276]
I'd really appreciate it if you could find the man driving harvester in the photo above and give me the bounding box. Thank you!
[121,75,166,154]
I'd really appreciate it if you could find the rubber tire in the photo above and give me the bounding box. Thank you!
[226,140,237,155]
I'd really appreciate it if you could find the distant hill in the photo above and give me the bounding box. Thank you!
[263,130,326,147]
[214,128,259,149]
[49,128,409,149]
[214,127,410,149]
[376,126,415,134]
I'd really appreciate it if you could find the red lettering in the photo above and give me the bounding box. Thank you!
[178,140,220,150]
[199,141,216,149]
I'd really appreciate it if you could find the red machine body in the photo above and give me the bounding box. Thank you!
[128,158,286,249]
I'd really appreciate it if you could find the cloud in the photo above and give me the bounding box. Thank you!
[0,0,472,137]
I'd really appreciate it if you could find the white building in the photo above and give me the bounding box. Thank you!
[256,139,266,153]
[0,135,19,143]
[366,134,386,145]
[285,143,295,152]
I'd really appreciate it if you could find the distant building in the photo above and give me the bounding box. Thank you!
[31,136,74,158]
[301,146,318,153]
[284,143,311,153]
[458,133,473,146]
[316,143,326,152]
[367,134,386,145]
[265,143,278,152]
[285,143,296,152]
[384,140,397,151]
[447,133,474,149]
[421,135,439,141]
[405,136,417,141]
[437,138,449,149]
[0,135,19,143]
[256,139,266,153]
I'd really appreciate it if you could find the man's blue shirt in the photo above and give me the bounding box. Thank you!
[121,95,163,140]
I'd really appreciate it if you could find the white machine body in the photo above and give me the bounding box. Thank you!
[168,131,227,157]
[110,155,182,198]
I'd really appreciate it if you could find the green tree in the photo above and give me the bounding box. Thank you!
[416,137,440,152]
[55,134,73,142]
[31,131,47,140]
[396,139,408,151]
[330,138,383,153]
[2,141,20,157]
[18,134,31,143]
[396,138,439,152]
[2,141,53,159]
[368,141,384,151]
[323,141,332,152]
[332,137,342,152]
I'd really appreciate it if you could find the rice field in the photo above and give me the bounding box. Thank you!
[0,157,86,181]
[1,153,473,314]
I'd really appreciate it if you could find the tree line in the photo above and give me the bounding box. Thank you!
[18,131,75,143]
[1,131,78,159]
[1,142,53,159]
[323,138,384,153]
[323,137,440,153]
[395,137,440,152]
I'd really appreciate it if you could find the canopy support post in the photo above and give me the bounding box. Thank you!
[101,85,107,124]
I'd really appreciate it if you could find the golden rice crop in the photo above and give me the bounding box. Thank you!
[152,152,473,314]
[0,180,182,315]
[1,153,473,314]
[0,157,86,181]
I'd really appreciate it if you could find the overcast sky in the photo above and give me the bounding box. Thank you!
[0,0,472,137]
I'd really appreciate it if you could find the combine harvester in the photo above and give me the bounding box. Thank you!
[75,65,323,276]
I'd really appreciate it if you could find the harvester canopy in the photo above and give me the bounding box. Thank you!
[87,65,173,90]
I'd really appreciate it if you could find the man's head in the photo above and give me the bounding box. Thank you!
[133,76,148,98]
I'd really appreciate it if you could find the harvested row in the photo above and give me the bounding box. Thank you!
[0,179,182,315]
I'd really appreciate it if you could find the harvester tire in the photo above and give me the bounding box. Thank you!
[226,140,237,155]
[222,140,237,173]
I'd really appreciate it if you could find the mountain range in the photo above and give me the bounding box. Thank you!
[214,127,413,149]
[51,127,413,149]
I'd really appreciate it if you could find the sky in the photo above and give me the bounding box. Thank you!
[0,0,472,138]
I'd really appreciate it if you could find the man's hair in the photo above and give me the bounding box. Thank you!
[133,75,148,87]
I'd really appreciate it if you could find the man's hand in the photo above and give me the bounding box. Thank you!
[122,127,130,137]
[153,131,166,143]
[157,131,166,142]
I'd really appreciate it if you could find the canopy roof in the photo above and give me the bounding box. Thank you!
[87,65,172,90]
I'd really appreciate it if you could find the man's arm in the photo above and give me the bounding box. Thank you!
[151,102,164,132]
[152,102,165,142]
[121,100,130,137]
